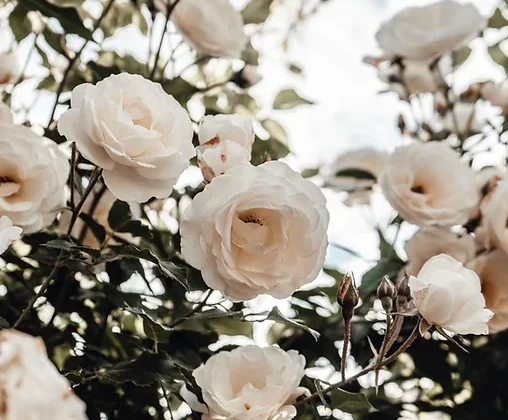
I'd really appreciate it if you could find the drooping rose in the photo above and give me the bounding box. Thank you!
[0,216,22,256]
[379,142,479,226]
[0,52,19,85]
[58,73,194,203]
[322,147,387,205]
[0,123,69,233]
[375,0,486,62]
[467,250,508,334]
[155,0,247,58]
[196,114,254,182]
[182,345,309,420]
[181,161,329,301]
[404,227,475,276]
[0,330,88,419]
[409,254,493,335]
[479,178,508,253]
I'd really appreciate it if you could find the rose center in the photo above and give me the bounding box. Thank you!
[0,176,21,198]
[240,213,264,226]
[411,185,425,194]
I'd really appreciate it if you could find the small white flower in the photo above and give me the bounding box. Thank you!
[0,52,19,85]
[182,345,309,420]
[0,122,69,233]
[0,216,22,255]
[0,330,88,419]
[467,250,508,334]
[156,0,247,58]
[58,73,194,203]
[405,227,475,276]
[181,161,329,301]
[322,148,387,205]
[375,0,486,62]
[196,114,254,182]
[379,142,479,226]
[480,178,508,253]
[409,254,493,335]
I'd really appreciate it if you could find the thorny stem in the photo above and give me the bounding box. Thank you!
[46,0,116,130]
[66,167,102,237]
[169,289,213,328]
[340,318,351,382]
[149,0,182,80]
[298,319,421,405]
[79,183,107,245]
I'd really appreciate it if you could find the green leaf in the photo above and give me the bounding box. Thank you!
[489,8,507,29]
[242,0,274,24]
[359,258,405,297]
[453,46,472,68]
[9,4,32,42]
[331,388,373,413]
[334,168,376,181]
[289,63,303,74]
[273,89,313,110]
[262,307,320,340]
[301,168,319,178]
[251,119,290,164]
[241,41,260,65]
[43,238,100,259]
[488,43,508,68]
[161,77,198,105]
[108,200,152,240]
[22,0,92,40]
[101,351,190,387]
[79,213,107,244]
[125,306,172,344]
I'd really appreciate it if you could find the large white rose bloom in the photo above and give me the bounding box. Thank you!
[0,216,22,255]
[58,73,194,203]
[0,52,19,85]
[405,227,475,277]
[0,123,69,233]
[197,114,254,182]
[181,161,329,301]
[156,0,247,58]
[409,254,493,335]
[0,330,88,419]
[479,178,508,253]
[379,142,479,226]
[322,147,387,205]
[375,0,486,62]
[182,345,309,420]
[467,250,508,334]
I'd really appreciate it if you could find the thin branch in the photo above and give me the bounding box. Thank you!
[69,143,78,211]
[340,318,351,382]
[169,289,213,328]
[46,0,116,130]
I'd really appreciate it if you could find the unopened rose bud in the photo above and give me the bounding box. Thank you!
[337,273,359,320]
[232,65,262,89]
[377,276,397,313]
[396,274,411,311]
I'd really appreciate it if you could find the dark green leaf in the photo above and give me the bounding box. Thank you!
[125,306,172,344]
[301,168,319,178]
[161,77,198,105]
[262,307,320,340]
[242,0,274,24]
[273,89,313,110]
[334,168,376,181]
[79,213,107,244]
[489,8,507,29]
[331,388,373,413]
[9,4,32,42]
[359,258,405,297]
[108,200,152,240]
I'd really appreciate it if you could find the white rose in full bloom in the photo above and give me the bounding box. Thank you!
[409,254,493,335]
[405,227,475,276]
[379,142,479,226]
[0,52,19,85]
[181,161,329,301]
[479,178,508,252]
[156,0,247,58]
[467,250,508,334]
[58,73,194,203]
[182,345,309,420]
[322,148,387,205]
[0,124,69,233]
[60,189,139,248]
[0,330,88,419]
[375,0,486,62]
[197,114,254,182]
[0,216,22,255]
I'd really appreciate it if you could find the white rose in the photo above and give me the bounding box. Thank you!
[0,216,22,255]
[404,227,475,277]
[480,178,508,253]
[467,250,508,334]
[322,147,387,205]
[0,124,69,233]
[156,0,247,58]
[379,142,479,226]
[409,254,493,335]
[181,161,329,301]
[60,189,139,248]
[183,345,309,420]
[0,102,13,124]
[0,52,19,85]
[197,114,254,182]
[58,73,194,203]
[0,330,88,420]
[375,0,486,62]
